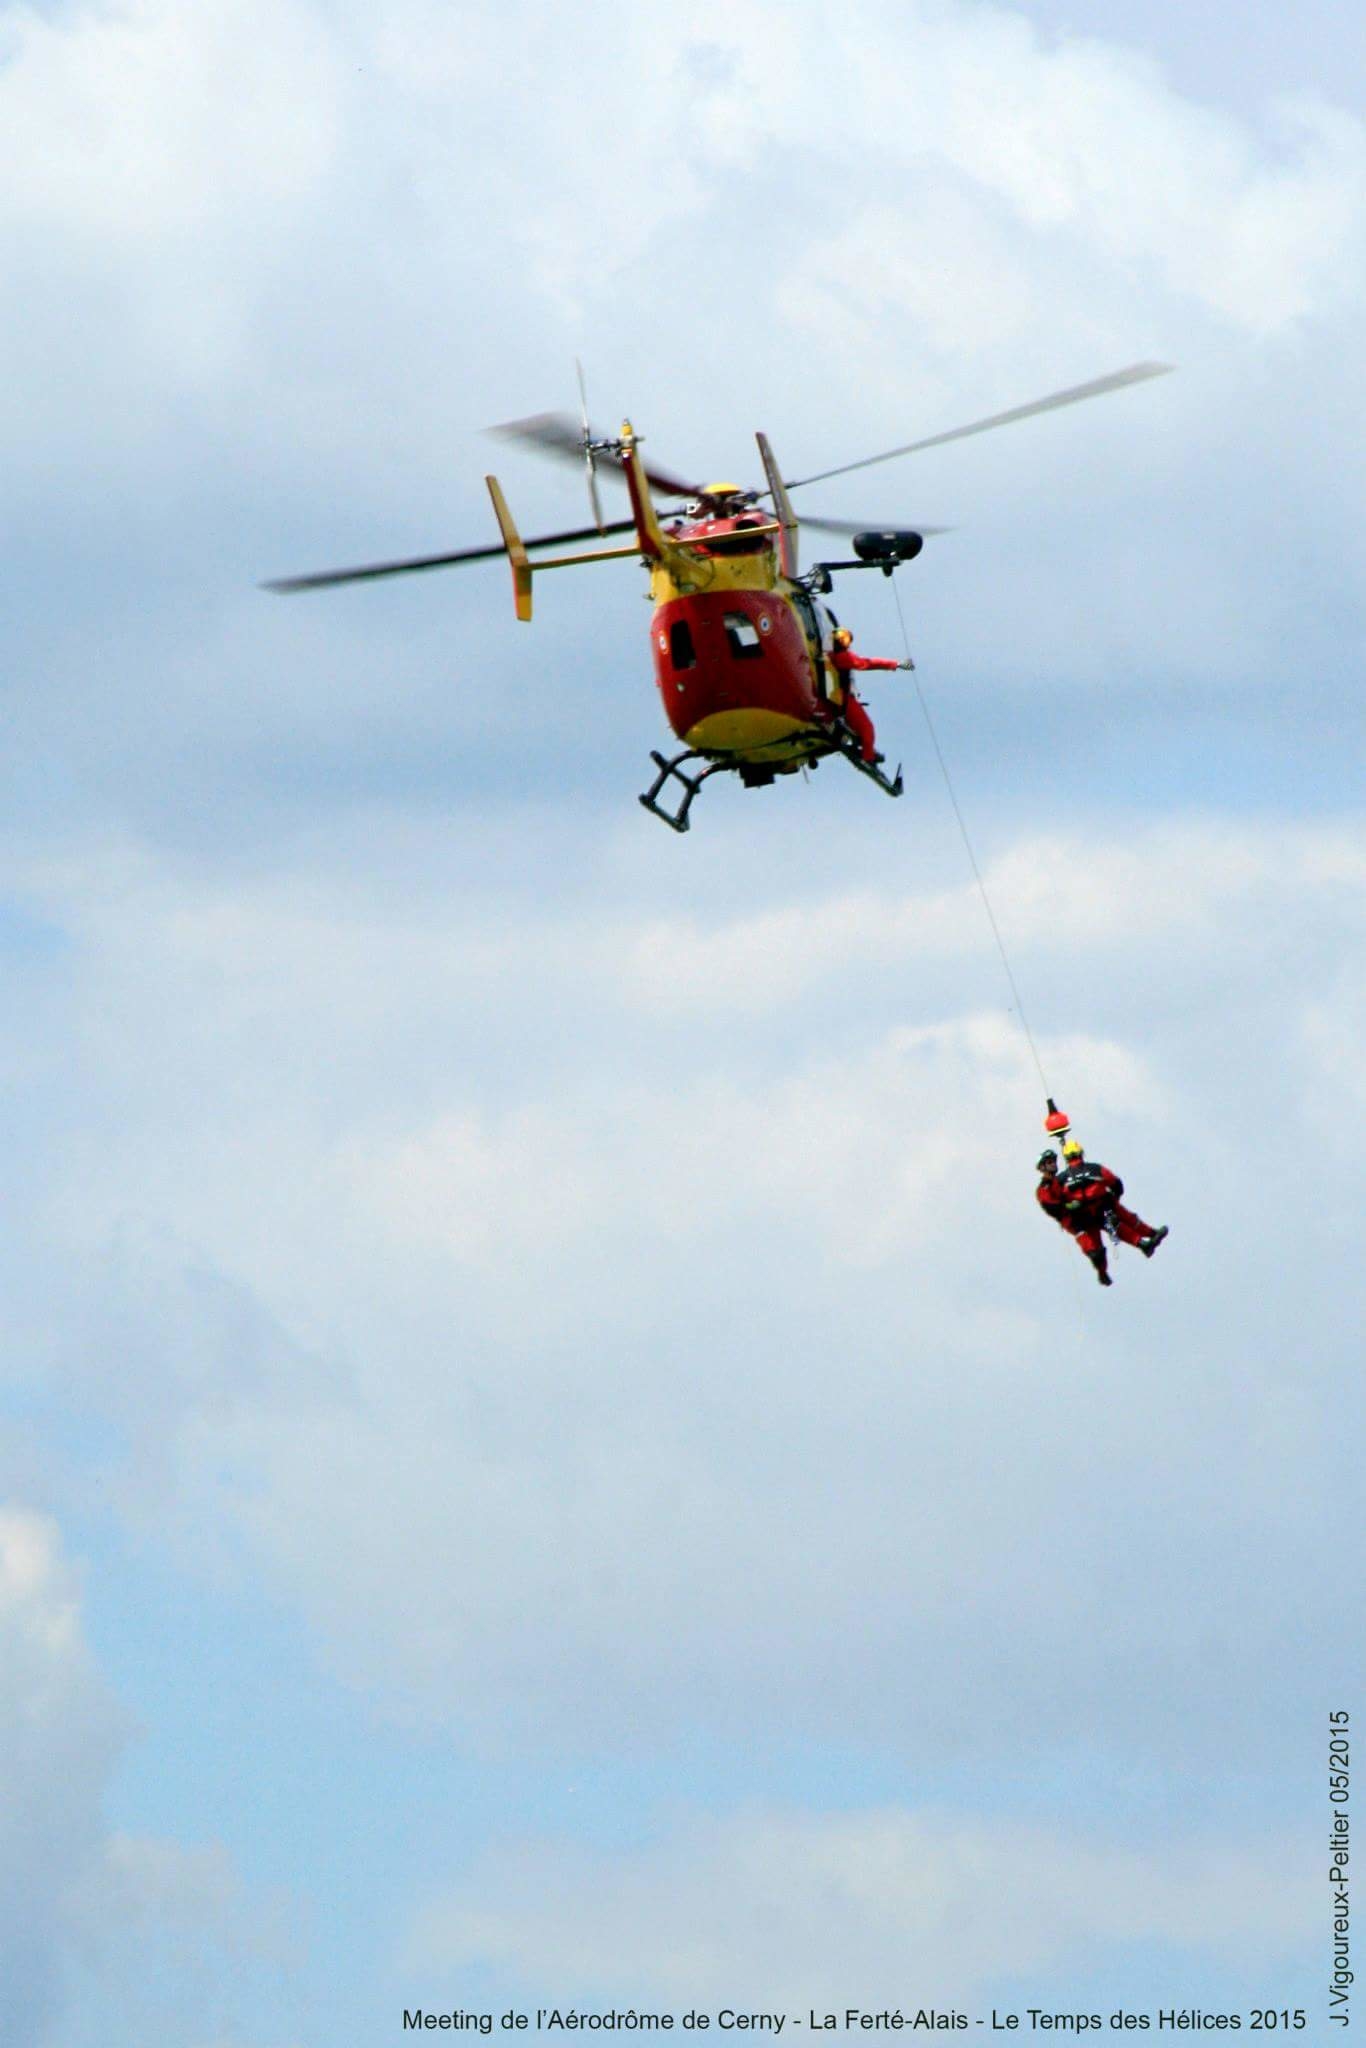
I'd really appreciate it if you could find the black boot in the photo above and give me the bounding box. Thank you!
[1139,1226,1169,1258]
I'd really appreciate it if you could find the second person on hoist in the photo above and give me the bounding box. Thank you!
[1036,1138,1168,1287]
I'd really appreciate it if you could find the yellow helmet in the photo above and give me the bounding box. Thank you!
[1061,1138,1084,1159]
[832,627,853,648]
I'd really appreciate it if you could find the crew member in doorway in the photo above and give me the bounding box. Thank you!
[829,626,912,763]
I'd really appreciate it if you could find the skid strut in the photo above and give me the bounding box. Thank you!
[638,749,729,833]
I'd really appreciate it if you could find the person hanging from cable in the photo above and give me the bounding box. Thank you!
[1035,1106,1168,1287]
[828,626,913,764]
[1036,1150,1065,1209]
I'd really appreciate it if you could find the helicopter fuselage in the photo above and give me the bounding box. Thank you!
[648,514,842,772]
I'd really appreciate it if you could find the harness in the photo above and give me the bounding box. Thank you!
[1058,1160,1117,1237]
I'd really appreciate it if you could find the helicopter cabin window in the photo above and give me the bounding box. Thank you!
[669,619,696,670]
[724,612,764,660]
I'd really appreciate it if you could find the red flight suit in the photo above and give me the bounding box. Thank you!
[830,647,901,762]
[1037,1161,1156,1279]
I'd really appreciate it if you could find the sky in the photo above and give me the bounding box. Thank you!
[1,1,1363,2043]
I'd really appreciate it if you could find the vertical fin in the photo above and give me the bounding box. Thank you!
[485,475,534,621]
[618,421,664,560]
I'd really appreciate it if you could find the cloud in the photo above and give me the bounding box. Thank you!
[67,1831,302,2045]
[0,0,339,246]
[1299,967,1366,1140]
[3,0,1364,487]
[835,26,1366,335]
[0,1507,301,2046]
[0,0,344,446]
[5,807,1357,1766]
[0,1508,125,2043]
[619,818,1366,1017]
[407,1805,1313,2007]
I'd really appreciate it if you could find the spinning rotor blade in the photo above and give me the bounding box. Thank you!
[799,513,951,538]
[263,517,637,594]
[489,411,704,501]
[576,360,606,534]
[785,362,1174,492]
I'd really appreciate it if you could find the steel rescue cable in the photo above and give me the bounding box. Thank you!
[886,582,1089,1327]
[889,577,1051,1096]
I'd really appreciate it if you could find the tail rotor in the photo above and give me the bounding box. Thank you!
[576,358,606,535]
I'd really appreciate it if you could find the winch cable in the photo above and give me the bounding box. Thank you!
[889,576,1051,1098]
[888,579,1089,1325]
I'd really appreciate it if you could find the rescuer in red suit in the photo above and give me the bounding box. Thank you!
[1036,1140,1168,1287]
[829,626,912,763]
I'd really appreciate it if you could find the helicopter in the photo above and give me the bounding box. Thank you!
[266,362,1172,832]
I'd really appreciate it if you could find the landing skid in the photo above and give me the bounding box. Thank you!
[638,749,731,834]
[832,729,904,798]
[638,733,902,833]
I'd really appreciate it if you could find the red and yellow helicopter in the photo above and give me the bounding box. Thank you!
[267,363,1171,832]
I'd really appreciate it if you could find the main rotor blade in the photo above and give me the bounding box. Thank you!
[799,513,952,538]
[785,362,1174,492]
[263,517,637,594]
[489,411,704,501]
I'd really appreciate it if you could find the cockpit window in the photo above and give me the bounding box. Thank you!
[724,612,763,660]
[788,587,821,644]
[670,619,696,670]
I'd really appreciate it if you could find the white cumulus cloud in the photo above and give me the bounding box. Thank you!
[408,1805,1313,2007]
